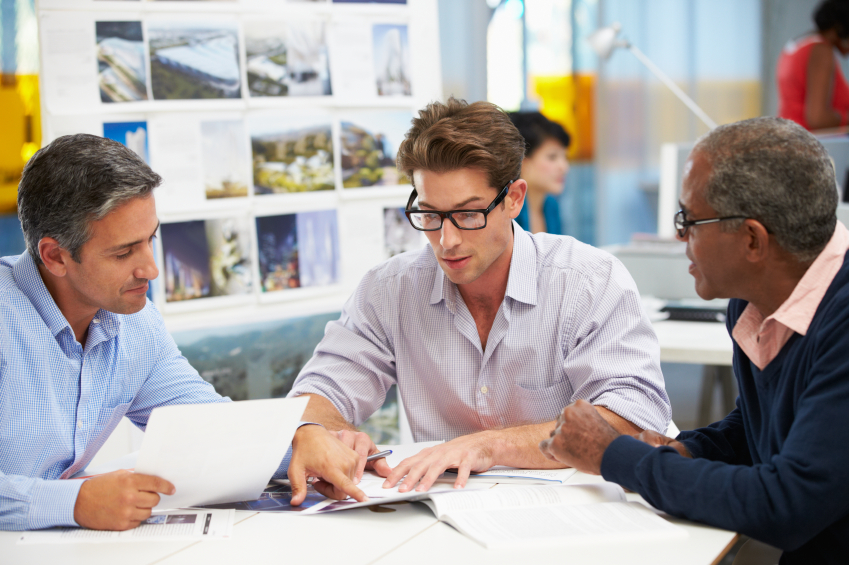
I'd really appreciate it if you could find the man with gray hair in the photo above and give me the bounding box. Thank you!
[0,134,370,532]
[540,117,849,563]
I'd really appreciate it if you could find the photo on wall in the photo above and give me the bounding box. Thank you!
[161,217,253,302]
[200,119,250,199]
[383,207,422,259]
[256,210,340,292]
[372,24,411,96]
[333,1,406,3]
[95,21,148,103]
[148,20,241,100]
[103,121,149,164]
[340,110,411,188]
[249,115,334,194]
[244,20,332,98]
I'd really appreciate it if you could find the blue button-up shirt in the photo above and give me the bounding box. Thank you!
[291,223,671,441]
[0,252,238,531]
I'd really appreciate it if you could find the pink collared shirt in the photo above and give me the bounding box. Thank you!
[732,221,849,370]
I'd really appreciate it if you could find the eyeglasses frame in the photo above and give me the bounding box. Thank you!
[404,180,516,232]
[674,209,750,238]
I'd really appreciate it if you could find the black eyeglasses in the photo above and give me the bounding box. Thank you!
[404,180,515,232]
[674,209,749,238]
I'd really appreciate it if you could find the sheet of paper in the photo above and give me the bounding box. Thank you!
[328,20,376,99]
[451,466,579,484]
[134,397,307,510]
[442,502,687,549]
[17,509,234,544]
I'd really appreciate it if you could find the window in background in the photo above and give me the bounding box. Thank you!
[487,0,525,111]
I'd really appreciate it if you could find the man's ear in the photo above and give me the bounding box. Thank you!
[741,219,771,264]
[506,179,527,220]
[38,237,71,277]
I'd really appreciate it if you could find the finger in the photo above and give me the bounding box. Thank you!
[130,507,153,523]
[383,458,414,488]
[312,479,347,500]
[453,460,472,489]
[134,491,161,509]
[353,436,372,483]
[134,474,176,496]
[416,462,450,492]
[289,463,308,506]
[369,457,393,478]
[400,461,432,493]
[322,468,368,502]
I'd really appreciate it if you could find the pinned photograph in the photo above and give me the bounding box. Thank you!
[372,24,411,96]
[201,120,250,199]
[250,115,334,194]
[96,21,148,103]
[341,111,411,188]
[103,121,149,164]
[383,207,422,259]
[161,218,252,303]
[333,1,406,3]
[148,20,241,100]
[297,210,339,288]
[245,20,331,97]
[256,213,300,292]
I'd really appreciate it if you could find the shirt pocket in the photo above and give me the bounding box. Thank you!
[507,380,572,426]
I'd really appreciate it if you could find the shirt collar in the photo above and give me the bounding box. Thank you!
[770,220,849,336]
[12,250,121,341]
[428,220,538,308]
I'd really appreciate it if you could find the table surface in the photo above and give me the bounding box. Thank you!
[652,319,733,366]
[1,473,738,565]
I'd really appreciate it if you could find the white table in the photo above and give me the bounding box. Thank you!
[0,472,738,565]
[652,319,736,427]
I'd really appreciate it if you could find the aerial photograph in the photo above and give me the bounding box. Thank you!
[201,119,250,199]
[250,114,334,194]
[206,217,253,297]
[95,21,148,103]
[244,19,332,97]
[256,213,300,292]
[296,209,339,288]
[103,121,149,164]
[383,207,423,259]
[148,20,241,100]
[340,110,412,188]
[373,23,411,96]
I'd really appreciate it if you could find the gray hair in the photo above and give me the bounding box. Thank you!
[694,117,837,263]
[17,134,162,266]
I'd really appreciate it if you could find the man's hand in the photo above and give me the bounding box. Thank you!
[538,399,621,475]
[382,432,495,493]
[73,470,175,531]
[333,430,393,481]
[288,424,369,505]
[636,429,692,458]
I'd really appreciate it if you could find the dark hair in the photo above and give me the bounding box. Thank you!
[17,134,162,266]
[814,0,849,38]
[694,117,837,263]
[508,112,571,156]
[397,97,525,191]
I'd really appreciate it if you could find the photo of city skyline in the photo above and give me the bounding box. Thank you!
[373,24,411,96]
[103,120,149,164]
[245,20,332,98]
[250,115,334,194]
[148,20,241,100]
[256,213,300,292]
[96,21,148,103]
[341,110,412,188]
[201,119,250,199]
[297,210,339,288]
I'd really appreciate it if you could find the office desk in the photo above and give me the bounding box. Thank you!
[0,472,738,565]
[652,319,736,427]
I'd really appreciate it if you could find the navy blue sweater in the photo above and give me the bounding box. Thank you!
[601,255,849,564]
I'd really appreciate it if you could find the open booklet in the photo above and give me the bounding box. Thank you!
[419,483,687,549]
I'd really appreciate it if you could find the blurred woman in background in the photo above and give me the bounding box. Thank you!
[777,0,849,130]
[508,112,570,234]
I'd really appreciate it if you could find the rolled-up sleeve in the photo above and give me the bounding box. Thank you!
[563,256,671,432]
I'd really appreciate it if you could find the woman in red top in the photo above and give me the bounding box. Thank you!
[777,0,849,130]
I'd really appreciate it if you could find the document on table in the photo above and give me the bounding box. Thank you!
[17,509,234,544]
[134,397,308,510]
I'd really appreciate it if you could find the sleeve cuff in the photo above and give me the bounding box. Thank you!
[600,435,657,492]
[272,421,323,479]
[28,479,85,529]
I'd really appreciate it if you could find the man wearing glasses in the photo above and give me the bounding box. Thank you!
[289,98,671,494]
[540,117,849,563]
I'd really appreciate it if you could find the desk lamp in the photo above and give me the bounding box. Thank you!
[587,23,718,130]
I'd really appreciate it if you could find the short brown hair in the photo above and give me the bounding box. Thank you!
[397,97,525,191]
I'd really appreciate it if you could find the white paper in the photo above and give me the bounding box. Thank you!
[16,509,234,544]
[134,397,307,510]
[39,12,100,113]
[458,466,579,484]
[148,115,204,212]
[328,20,376,99]
[443,502,687,549]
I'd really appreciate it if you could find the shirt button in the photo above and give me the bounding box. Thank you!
[93,319,100,324]
[77,420,83,427]
[480,386,488,394]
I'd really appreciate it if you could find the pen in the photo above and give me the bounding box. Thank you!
[366,449,392,462]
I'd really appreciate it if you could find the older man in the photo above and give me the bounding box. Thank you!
[540,117,849,564]
[0,134,367,531]
[289,98,671,493]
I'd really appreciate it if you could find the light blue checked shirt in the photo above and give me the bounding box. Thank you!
[0,252,295,531]
[291,223,671,441]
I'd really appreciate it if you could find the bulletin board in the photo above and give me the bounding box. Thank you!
[34,0,440,335]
